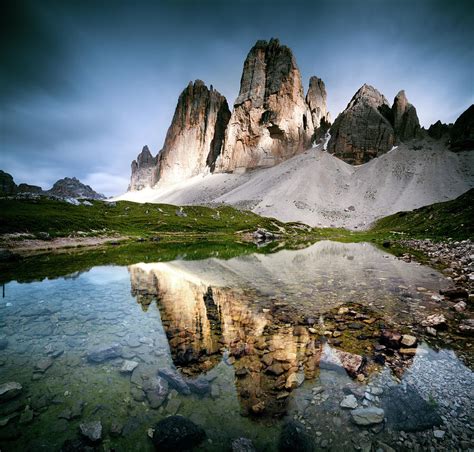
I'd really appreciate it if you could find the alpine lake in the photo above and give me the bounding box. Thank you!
[0,239,473,451]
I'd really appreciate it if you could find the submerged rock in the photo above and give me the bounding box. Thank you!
[86,344,122,363]
[340,394,358,409]
[279,420,313,452]
[79,420,102,442]
[232,437,256,452]
[158,368,191,395]
[351,407,385,426]
[0,382,22,402]
[383,385,442,431]
[151,415,206,451]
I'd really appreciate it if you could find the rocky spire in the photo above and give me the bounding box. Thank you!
[327,84,395,165]
[392,90,420,142]
[157,80,230,183]
[129,145,158,191]
[306,76,330,129]
[450,104,474,151]
[215,38,314,172]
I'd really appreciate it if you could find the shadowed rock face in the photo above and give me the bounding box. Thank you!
[392,90,420,142]
[327,84,395,165]
[0,170,17,195]
[451,104,474,151]
[215,39,314,173]
[47,177,105,199]
[428,120,451,140]
[157,80,230,184]
[327,85,422,165]
[129,146,158,191]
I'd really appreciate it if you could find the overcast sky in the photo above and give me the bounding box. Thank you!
[1,0,473,196]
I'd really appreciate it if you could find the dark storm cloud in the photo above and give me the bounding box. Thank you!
[1,0,473,195]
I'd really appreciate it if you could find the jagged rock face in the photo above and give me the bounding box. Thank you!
[327,84,395,165]
[157,80,230,184]
[129,146,158,191]
[17,183,42,194]
[451,104,474,151]
[47,177,105,200]
[0,170,17,195]
[215,39,314,173]
[306,76,331,132]
[428,120,450,140]
[392,90,420,142]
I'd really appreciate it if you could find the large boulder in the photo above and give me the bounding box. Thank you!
[216,38,314,172]
[129,145,158,191]
[156,80,231,183]
[327,84,395,164]
[450,104,474,151]
[391,90,420,142]
[151,415,206,451]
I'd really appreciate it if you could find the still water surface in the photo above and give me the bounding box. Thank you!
[0,241,472,450]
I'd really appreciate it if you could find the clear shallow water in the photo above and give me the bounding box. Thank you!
[0,241,473,451]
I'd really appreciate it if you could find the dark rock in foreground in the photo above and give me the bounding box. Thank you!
[279,420,313,452]
[382,385,442,432]
[151,415,206,451]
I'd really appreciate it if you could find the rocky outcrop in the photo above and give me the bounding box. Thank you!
[306,76,331,137]
[428,120,450,140]
[17,183,42,194]
[47,177,105,200]
[0,170,17,196]
[450,104,474,151]
[327,84,395,165]
[156,80,230,184]
[215,39,314,173]
[129,146,158,191]
[327,86,422,164]
[392,90,420,142]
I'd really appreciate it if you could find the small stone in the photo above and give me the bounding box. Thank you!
[426,326,437,336]
[232,437,256,452]
[433,430,445,439]
[34,357,54,373]
[400,335,417,347]
[285,372,304,389]
[357,374,365,382]
[340,395,358,409]
[351,407,385,425]
[308,328,317,334]
[120,360,138,373]
[79,420,102,442]
[266,363,284,376]
[399,348,417,356]
[453,301,467,312]
[421,314,446,329]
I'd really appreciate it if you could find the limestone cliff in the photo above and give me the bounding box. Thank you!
[157,80,230,184]
[129,146,158,191]
[215,39,314,172]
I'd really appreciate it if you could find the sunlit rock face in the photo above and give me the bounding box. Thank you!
[306,75,331,141]
[157,80,231,184]
[215,38,315,173]
[129,145,158,191]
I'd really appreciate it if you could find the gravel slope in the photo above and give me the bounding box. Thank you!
[117,138,474,229]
